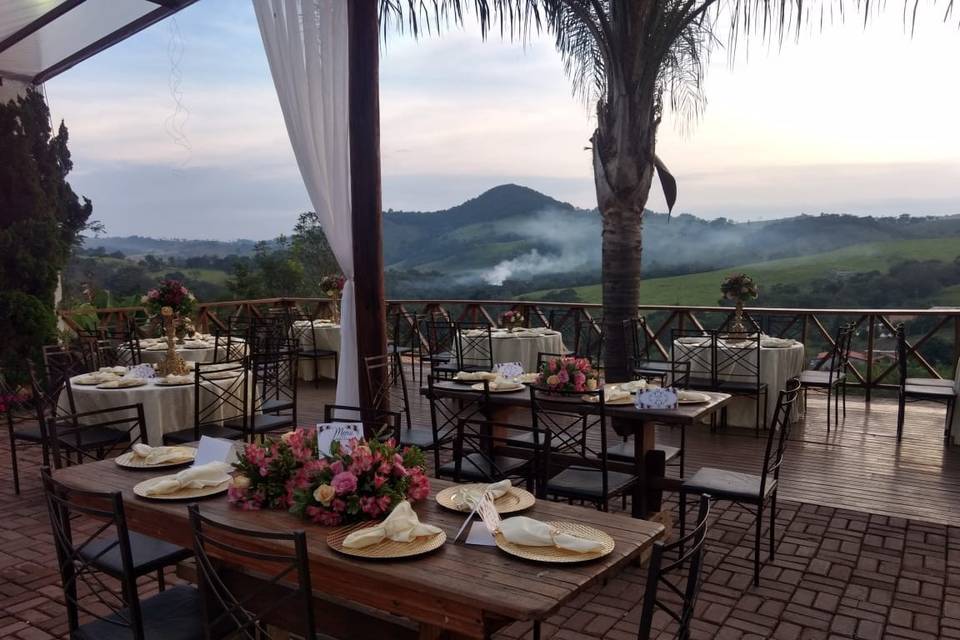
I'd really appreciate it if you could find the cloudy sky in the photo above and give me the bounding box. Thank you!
[43,0,960,240]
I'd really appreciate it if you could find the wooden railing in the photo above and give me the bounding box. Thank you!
[61,298,960,399]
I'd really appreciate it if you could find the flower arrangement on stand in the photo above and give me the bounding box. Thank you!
[228,427,431,527]
[141,279,196,376]
[720,273,759,339]
[501,309,524,330]
[319,274,346,323]
[536,356,599,393]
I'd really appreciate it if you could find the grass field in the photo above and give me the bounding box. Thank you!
[523,237,960,306]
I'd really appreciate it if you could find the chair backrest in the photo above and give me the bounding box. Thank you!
[322,404,401,443]
[426,375,485,452]
[529,385,610,496]
[715,332,762,387]
[49,403,147,468]
[759,378,802,495]
[895,324,908,388]
[195,360,249,439]
[456,321,494,371]
[42,344,84,382]
[671,329,718,388]
[364,352,411,429]
[574,318,604,366]
[188,505,316,640]
[638,494,711,640]
[251,348,297,418]
[387,311,417,349]
[41,468,145,638]
[29,361,75,425]
[423,319,455,358]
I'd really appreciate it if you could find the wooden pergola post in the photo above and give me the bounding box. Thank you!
[348,0,386,409]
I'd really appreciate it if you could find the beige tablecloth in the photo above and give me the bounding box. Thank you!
[64,375,250,446]
[459,329,566,373]
[673,338,806,428]
[292,321,340,381]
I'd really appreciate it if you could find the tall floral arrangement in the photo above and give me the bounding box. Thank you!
[228,427,430,526]
[501,309,524,329]
[720,273,759,303]
[142,279,196,317]
[319,274,346,299]
[537,356,599,393]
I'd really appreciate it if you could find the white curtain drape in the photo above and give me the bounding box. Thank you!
[253,0,358,407]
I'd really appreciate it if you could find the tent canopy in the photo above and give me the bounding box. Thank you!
[0,0,197,86]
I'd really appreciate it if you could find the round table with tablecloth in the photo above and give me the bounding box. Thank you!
[122,335,240,366]
[63,373,250,446]
[459,328,567,373]
[672,336,806,428]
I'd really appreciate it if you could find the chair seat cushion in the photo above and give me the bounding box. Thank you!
[300,349,337,357]
[545,466,639,499]
[261,398,294,414]
[606,441,680,463]
[60,427,130,450]
[398,429,437,449]
[459,364,492,373]
[903,384,957,399]
[905,377,954,388]
[73,585,203,640]
[682,467,775,501]
[12,424,45,443]
[163,425,243,445]
[438,453,529,482]
[799,370,845,386]
[226,413,294,434]
[717,380,768,393]
[634,361,673,373]
[81,532,192,577]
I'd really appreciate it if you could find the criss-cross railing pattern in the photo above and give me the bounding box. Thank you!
[61,298,960,399]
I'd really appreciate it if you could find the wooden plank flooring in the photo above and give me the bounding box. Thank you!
[299,369,960,527]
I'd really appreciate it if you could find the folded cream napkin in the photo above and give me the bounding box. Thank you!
[99,366,128,375]
[453,479,512,509]
[512,330,538,338]
[676,336,709,346]
[75,372,119,385]
[159,374,193,385]
[486,378,521,391]
[618,380,647,393]
[97,377,146,389]
[455,371,498,381]
[342,501,443,549]
[498,517,605,553]
[184,340,210,349]
[146,343,168,351]
[604,389,632,403]
[143,461,232,496]
[515,372,540,384]
[132,443,195,465]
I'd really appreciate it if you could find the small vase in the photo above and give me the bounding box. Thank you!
[727,300,748,342]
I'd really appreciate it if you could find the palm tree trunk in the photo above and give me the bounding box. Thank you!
[601,204,643,382]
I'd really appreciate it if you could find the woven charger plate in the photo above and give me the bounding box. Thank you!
[327,521,446,559]
[494,521,615,564]
[435,485,535,514]
[677,391,711,404]
[133,476,230,500]
[115,449,196,469]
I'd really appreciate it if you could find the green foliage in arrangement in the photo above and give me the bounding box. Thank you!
[0,89,96,382]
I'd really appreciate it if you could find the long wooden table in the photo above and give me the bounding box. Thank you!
[424,381,734,516]
[53,460,665,639]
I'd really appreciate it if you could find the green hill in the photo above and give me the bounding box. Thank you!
[524,237,960,306]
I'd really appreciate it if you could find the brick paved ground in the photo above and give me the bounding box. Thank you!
[2,394,958,638]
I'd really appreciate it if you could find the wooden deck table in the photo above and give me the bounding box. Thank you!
[423,381,733,517]
[52,460,665,640]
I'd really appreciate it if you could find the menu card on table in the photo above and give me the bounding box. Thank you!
[193,436,238,467]
[635,387,679,410]
[495,362,525,379]
[316,422,364,457]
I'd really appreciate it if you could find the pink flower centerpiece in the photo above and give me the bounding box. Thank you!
[536,355,599,393]
[501,309,524,330]
[141,279,196,317]
[228,427,430,527]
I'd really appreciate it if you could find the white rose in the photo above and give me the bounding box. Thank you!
[231,475,251,490]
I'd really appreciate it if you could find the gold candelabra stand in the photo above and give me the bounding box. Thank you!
[156,306,189,376]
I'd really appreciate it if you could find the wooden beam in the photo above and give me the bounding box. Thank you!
[32,0,199,84]
[0,0,86,54]
[348,0,387,409]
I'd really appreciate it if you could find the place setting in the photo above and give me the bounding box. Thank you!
[131,436,238,500]
[435,479,535,514]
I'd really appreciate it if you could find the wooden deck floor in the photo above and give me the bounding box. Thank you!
[299,372,960,527]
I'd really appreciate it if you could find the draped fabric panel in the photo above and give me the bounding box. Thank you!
[253,0,358,406]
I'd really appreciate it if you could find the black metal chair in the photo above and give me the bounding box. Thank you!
[213,318,252,364]
[679,378,801,586]
[421,317,457,380]
[531,386,641,511]
[715,333,768,436]
[638,494,711,640]
[574,318,604,367]
[670,329,718,391]
[387,311,416,377]
[323,404,402,443]
[234,348,298,440]
[188,505,317,640]
[425,375,485,474]
[289,312,338,387]
[437,382,540,488]
[799,322,854,431]
[163,360,247,445]
[896,324,956,441]
[364,352,435,450]
[623,317,675,385]
[3,368,42,495]
[41,469,202,640]
[47,403,147,469]
[456,321,494,373]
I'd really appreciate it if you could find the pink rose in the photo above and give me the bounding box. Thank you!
[556,369,569,384]
[331,471,358,495]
